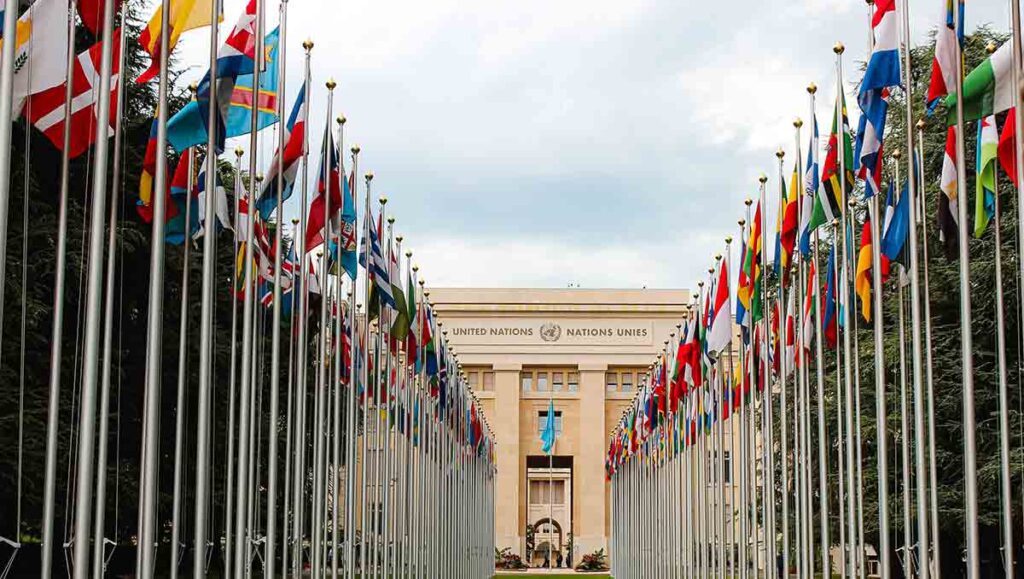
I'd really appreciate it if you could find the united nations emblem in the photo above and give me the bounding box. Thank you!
[539,323,562,342]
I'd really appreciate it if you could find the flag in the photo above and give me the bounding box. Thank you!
[77,0,124,35]
[784,289,797,372]
[164,150,193,244]
[937,126,959,255]
[810,92,854,231]
[778,162,800,278]
[5,0,71,114]
[138,115,160,221]
[998,108,1019,188]
[945,41,1012,124]
[389,241,411,344]
[166,23,280,153]
[540,399,556,455]
[855,0,899,199]
[137,0,217,84]
[822,247,838,349]
[735,238,750,333]
[882,178,910,270]
[707,254,731,353]
[802,258,818,344]
[359,210,397,312]
[800,113,820,256]
[743,201,763,322]
[25,31,122,159]
[305,120,343,251]
[974,114,998,238]
[855,218,883,322]
[193,157,233,239]
[256,82,306,220]
[406,269,419,366]
[927,0,963,110]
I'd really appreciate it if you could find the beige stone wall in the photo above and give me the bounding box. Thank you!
[430,288,691,561]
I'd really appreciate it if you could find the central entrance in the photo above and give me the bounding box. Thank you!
[526,456,573,567]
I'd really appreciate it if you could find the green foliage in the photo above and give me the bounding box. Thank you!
[575,548,609,571]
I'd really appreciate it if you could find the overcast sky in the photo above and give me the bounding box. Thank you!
[175,0,1008,290]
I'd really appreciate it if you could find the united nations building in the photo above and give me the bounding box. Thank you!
[430,288,691,566]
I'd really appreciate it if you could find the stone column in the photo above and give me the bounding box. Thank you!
[493,363,523,554]
[577,363,608,560]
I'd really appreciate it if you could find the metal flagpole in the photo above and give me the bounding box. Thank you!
[193,0,225,570]
[283,215,300,577]
[830,220,848,579]
[70,0,117,574]
[225,147,244,577]
[41,2,80,572]
[850,211,867,579]
[893,149,912,576]
[757,173,771,579]
[982,40,1016,579]
[233,1,266,572]
[777,141,792,579]
[893,1,932,576]
[170,144,196,579]
[950,1,979,576]
[266,4,290,573]
[345,145,361,579]
[311,79,336,579]
[359,174,375,579]
[914,119,940,579]
[92,20,130,579]
[291,41,314,578]
[0,0,26,392]
[136,0,173,572]
[331,115,346,579]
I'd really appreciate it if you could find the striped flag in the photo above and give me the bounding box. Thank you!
[137,0,217,84]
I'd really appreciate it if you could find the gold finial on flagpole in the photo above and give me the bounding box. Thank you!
[915,119,926,130]
[303,39,314,52]
[725,236,732,244]
[892,149,902,161]
[744,198,752,207]
[365,171,373,182]
[794,118,803,128]
[776,148,785,159]
[338,115,346,125]
[759,174,768,184]
[807,83,818,94]
[739,219,746,227]
[834,42,845,55]
[986,41,997,55]
[235,146,244,158]
[352,144,361,154]
[395,235,403,243]
[326,78,337,90]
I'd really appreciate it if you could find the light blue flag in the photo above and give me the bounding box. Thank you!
[540,399,556,455]
[167,28,281,152]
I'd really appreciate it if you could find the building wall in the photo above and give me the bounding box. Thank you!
[429,288,691,561]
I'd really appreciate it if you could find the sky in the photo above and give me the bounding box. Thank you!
[173,0,1009,290]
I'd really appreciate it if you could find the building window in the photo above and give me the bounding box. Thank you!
[521,367,577,394]
[551,372,564,392]
[529,480,565,505]
[710,451,732,484]
[522,374,533,393]
[538,410,563,436]
[465,367,495,392]
[606,367,645,393]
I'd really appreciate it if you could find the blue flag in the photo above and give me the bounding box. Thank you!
[540,399,556,455]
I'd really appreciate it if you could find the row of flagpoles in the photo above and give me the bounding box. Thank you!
[608,1,1024,579]
[0,0,497,576]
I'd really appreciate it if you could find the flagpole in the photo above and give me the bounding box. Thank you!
[291,40,314,579]
[40,0,81,571]
[892,154,913,577]
[225,147,244,576]
[914,119,940,579]
[68,0,118,574]
[265,4,290,573]
[0,0,26,405]
[950,2,980,576]
[849,198,867,579]
[345,145,361,579]
[92,20,129,579]
[283,216,300,578]
[233,1,266,572]
[330,115,346,579]
[830,220,848,579]
[170,143,196,579]
[978,41,1016,579]
[737,217,749,579]
[358,173,375,579]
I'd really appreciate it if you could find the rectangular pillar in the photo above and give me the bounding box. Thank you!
[576,363,608,561]
[493,363,522,554]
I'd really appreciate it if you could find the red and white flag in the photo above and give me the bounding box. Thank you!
[706,253,732,353]
[25,31,122,159]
